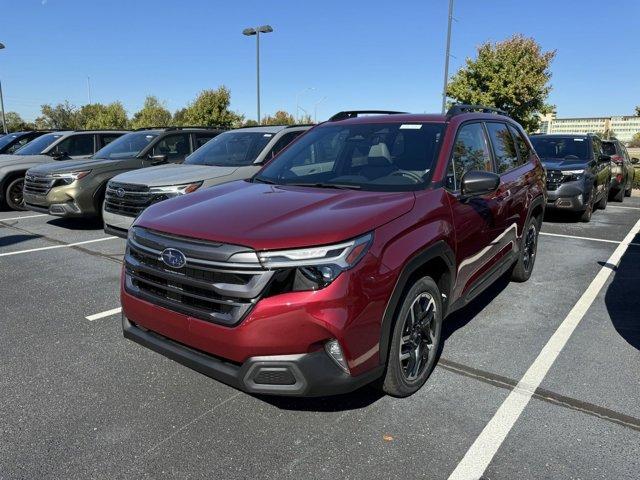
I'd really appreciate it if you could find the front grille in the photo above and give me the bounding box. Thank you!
[104,182,160,218]
[24,172,55,196]
[124,227,274,326]
[546,169,563,191]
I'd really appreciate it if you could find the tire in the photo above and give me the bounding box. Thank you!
[511,215,540,282]
[596,187,608,210]
[4,176,27,211]
[580,191,594,223]
[382,276,443,397]
[612,186,624,202]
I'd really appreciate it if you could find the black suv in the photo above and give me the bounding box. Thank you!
[602,139,635,202]
[0,131,48,155]
[530,133,612,222]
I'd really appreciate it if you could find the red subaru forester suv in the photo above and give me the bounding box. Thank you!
[121,106,546,397]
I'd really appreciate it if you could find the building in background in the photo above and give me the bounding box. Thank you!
[537,112,640,143]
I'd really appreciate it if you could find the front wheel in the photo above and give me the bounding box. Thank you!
[382,276,443,397]
[611,186,624,202]
[511,215,540,282]
[5,177,27,211]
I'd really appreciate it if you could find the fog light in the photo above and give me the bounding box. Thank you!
[577,193,583,203]
[325,339,349,374]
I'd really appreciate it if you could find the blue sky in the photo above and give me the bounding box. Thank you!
[1,0,639,122]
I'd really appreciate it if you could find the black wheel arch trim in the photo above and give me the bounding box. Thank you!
[378,240,455,366]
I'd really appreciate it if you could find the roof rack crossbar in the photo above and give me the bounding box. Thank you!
[133,126,227,131]
[446,104,508,117]
[328,110,408,122]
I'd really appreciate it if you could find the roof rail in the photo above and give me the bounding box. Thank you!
[328,110,408,122]
[134,126,227,132]
[446,104,508,117]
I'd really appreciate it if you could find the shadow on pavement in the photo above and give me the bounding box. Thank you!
[0,234,41,247]
[544,209,581,224]
[254,385,384,412]
[47,217,104,231]
[604,233,640,350]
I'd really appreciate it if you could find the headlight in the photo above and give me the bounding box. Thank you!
[561,169,584,182]
[230,233,373,291]
[149,181,203,198]
[51,170,91,184]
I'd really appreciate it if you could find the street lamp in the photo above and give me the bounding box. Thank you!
[243,25,273,124]
[0,42,6,134]
[295,87,315,123]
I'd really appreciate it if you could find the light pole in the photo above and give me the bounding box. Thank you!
[0,42,6,134]
[441,0,454,114]
[314,96,327,123]
[243,25,273,124]
[295,87,315,123]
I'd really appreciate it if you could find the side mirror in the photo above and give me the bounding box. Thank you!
[460,170,500,199]
[148,154,168,165]
[50,151,67,160]
[598,154,611,163]
[632,157,639,165]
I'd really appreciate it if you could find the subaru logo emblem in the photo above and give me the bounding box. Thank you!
[160,248,187,269]
[116,188,126,198]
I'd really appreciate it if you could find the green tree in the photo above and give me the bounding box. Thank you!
[446,34,556,132]
[635,106,640,116]
[242,119,259,127]
[35,101,81,130]
[628,132,640,148]
[77,102,129,129]
[130,96,172,129]
[595,129,616,140]
[182,87,243,128]
[173,108,188,126]
[261,110,296,125]
[5,112,35,131]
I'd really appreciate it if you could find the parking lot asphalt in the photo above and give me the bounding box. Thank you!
[0,199,639,480]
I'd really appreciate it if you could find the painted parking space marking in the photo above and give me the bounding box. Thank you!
[86,307,122,321]
[606,204,640,211]
[447,216,640,480]
[0,214,49,222]
[540,231,640,246]
[0,236,117,257]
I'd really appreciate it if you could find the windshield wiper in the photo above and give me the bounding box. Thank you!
[253,176,277,184]
[285,182,361,190]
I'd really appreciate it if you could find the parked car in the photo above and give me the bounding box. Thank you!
[23,127,223,218]
[0,131,49,155]
[602,139,635,201]
[529,133,611,222]
[121,106,546,398]
[103,124,311,238]
[0,130,126,210]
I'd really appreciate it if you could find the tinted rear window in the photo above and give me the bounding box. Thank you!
[529,136,590,161]
[602,142,618,156]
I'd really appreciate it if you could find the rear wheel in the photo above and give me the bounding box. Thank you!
[382,276,442,397]
[4,177,27,211]
[612,186,624,202]
[511,215,540,282]
[596,186,608,210]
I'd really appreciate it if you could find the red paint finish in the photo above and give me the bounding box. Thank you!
[122,112,546,392]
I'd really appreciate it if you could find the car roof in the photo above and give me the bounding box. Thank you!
[323,112,517,126]
[232,125,311,133]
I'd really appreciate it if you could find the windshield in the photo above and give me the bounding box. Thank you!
[530,136,590,161]
[185,131,274,166]
[14,133,63,155]
[93,131,158,159]
[254,122,445,191]
[0,133,22,149]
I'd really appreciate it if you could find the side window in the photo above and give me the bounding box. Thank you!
[268,131,304,159]
[486,122,518,174]
[55,135,95,156]
[153,134,190,160]
[100,134,122,148]
[508,124,530,167]
[194,133,217,149]
[446,123,492,191]
[6,137,31,154]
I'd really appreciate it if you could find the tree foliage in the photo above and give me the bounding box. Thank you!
[446,34,556,132]
[35,101,81,130]
[130,96,172,129]
[77,102,129,129]
[181,87,243,128]
[261,110,296,125]
[5,112,35,131]
[635,106,640,116]
[628,132,640,148]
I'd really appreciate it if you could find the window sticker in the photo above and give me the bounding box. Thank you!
[399,124,423,130]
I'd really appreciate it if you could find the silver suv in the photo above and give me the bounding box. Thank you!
[103,124,310,237]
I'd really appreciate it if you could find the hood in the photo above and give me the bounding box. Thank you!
[136,180,415,250]
[27,158,121,175]
[540,158,590,171]
[0,154,53,168]
[111,163,239,187]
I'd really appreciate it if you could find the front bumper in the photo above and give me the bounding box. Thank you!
[123,313,383,396]
[23,186,99,218]
[103,209,135,238]
[545,181,587,211]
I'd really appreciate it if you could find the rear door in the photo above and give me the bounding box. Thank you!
[51,134,96,159]
[152,133,191,163]
[445,122,510,301]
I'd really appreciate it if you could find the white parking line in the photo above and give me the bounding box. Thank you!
[447,216,640,480]
[0,236,117,257]
[540,231,640,247]
[86,307,122,321]
[607,204,640,210]
[0,214,48,222]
